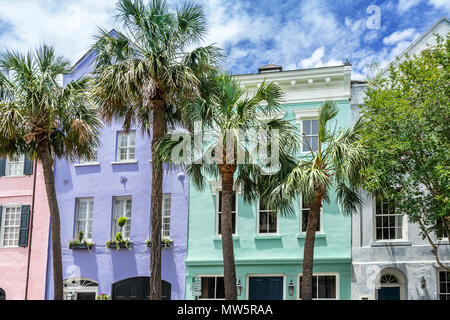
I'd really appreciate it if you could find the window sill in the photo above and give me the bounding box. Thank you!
[297,233,326,239]
[111,160,138,165]
[0,175,26,179]
[213,235,240,241]
[254,235,282,240]
[74,162,100,167]
[371,241,412,247]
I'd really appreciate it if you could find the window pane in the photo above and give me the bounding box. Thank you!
[311,120,319,135]
[215,277,225,299]
[303,120,311,135]
[259,211,268,233]
[268,212,277,233]
[318,276,336,299]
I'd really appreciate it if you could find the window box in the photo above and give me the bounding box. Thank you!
[68,241,94,250]
[106,240,133,251]
[146,239,173,249]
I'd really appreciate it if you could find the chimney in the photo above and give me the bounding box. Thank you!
[258,64,283,73]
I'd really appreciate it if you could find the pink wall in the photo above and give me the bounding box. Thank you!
[0,163,50,300]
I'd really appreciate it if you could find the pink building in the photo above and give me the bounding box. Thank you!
[0,155,50,300]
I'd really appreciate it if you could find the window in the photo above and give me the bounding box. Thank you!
[0,204,21,247]
[375,198,403,241]
[0,288,5,300]
[301,196,321,233]
[117,132,136,161]
[5,154,24,176]
[258,200,277,234]
[112,196,132,239]
[217,191,237,235]
[438,271,450,300]
[199,277,225,300]
[436,218,449,240]
[299,275,337,299]
[162,194,171,238]
[79,148,98,164]
[64,278,98,300]
[302,119,319,152]
[75,198,94,240]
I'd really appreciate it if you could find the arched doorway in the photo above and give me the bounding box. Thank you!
[376,269,406,300]
[0,288,5,300]
[63,278,99,300]
[112,277,171,300]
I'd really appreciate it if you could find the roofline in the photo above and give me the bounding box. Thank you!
[382,16,449,73]
[233,63,351,77]
[68,28,120,73]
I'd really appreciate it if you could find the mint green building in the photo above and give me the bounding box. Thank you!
[185,64,353,300]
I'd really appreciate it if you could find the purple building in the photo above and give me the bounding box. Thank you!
[45,46,188,300]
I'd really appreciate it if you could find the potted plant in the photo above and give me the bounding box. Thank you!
[146,236,173,249]
[68,231,94,251]
[96,293,110,300]
[105,216,133,251]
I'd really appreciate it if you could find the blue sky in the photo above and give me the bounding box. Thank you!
[0,0,448,80]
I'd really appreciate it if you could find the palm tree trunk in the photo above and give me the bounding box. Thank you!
[219,166,238,300]
[301,191,324,300]
[150,101,167,300]
[37,140,63,300]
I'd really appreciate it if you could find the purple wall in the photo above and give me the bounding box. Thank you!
[45,48,188,300]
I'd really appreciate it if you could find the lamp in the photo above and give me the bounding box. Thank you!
[420,276,426,289]
[237,279,243,297]
[288,280,295,297]
[66,292,74,300]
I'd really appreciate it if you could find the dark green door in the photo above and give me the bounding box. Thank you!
[378,287,400,300]
[112,277,171,300]
[249,277,283,300]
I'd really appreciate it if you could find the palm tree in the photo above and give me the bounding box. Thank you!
[90,0,222,299]
[271,101,367,300]
[0,45,101,300]
[158,73,299,299]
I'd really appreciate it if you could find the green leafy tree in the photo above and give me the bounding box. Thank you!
[90,0,221,299]
[0,45,101,299]
[271,101,367,300]
[158,73,299,299]
[360,34,450,271]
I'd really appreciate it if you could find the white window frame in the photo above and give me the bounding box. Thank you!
[79,148,99,165]
[301,119,319,153]
[196,275,225,300]
[116,131,136,162]
[436,218,449,242]
[74,198,94,241]
[375,268,406,300]
[297,273,339,300]
[299,194,323,234]
[294,108,320,154]
[437,269,450,300]
[5,154,25,177]
[245,274,286,300]
[257,199,278,235]
[216,190,238,236]
[373,197,407,242]
[162,194,171,239]
[63,278,99,300]
[0,203,22,248]
[112,196,132,240]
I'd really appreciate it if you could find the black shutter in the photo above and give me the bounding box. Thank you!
[0,206,3,231]
[18,205,31,247]
[23,154,33,176]
[0,158,5,177]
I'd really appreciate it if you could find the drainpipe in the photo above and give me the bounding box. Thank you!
[24,157,38,300]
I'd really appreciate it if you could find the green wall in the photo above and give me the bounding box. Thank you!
[185,100,353,300]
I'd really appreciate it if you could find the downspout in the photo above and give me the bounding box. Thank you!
[24,157,38,300]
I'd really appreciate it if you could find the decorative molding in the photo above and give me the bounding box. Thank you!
[293,108,319,124]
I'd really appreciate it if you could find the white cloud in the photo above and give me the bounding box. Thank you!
[397,0,422,13]
[428,0,450,11]
[383,28,417,45]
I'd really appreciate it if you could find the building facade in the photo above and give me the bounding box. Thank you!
[185,64,354,300]
[44,48,189,300]
[0,156,51,300]
[351,17,450,301]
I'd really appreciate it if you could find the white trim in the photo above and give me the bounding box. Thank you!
[375,268,406,300]
[4,154,25,178]
[436,269,450,300]
[111,160,138,165]
[0,203,22,248]
[63,278,99,300]
[293,110,319,154]
[195,274,225,300]
[116,131,136,162]
[297,272,340,300]
[246,274,286,300]
[74,197,94,241]
[256,199,279,235]
[74,162,100,167]
[372,197,408,242]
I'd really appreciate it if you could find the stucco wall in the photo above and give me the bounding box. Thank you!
[0,164,50,300]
